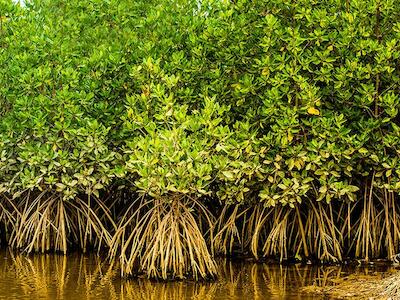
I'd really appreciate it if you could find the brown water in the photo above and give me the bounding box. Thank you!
[0,250,396,300]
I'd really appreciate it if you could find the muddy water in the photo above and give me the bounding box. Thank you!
[0,250,395,300]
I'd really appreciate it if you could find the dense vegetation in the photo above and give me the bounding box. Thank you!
[1,0,400,280]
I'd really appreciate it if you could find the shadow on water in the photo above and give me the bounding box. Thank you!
[0,249,396,300]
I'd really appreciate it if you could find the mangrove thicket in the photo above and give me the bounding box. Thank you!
[1,0,400,280]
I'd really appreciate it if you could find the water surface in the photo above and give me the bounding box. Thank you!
[0,250,395,300]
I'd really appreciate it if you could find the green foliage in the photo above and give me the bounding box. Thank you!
[2,0,400,275]
[1,0,400,205]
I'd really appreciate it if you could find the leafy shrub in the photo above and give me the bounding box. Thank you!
[2,0,400,279]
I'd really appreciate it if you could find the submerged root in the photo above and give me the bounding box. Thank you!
[262,206,291,262]
[0,195,17,244]
[304,200,342,262]
[247,202,342,262]
[9,191,112,253]
[377,189,400,260]
[109,195,217,280]
[213,204,248,256]
[246,204,270,260]
[4,179,400,281]
[352,181,379,261]
[348,183,400,261]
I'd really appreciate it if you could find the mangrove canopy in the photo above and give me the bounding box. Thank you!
[1,0,400,279]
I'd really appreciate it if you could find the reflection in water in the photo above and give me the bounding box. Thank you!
[0,250,395,300]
